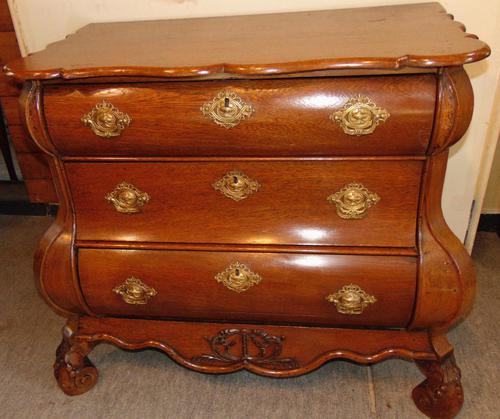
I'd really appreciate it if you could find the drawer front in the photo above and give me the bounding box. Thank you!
[78,249,417,327]
[44,75,435,156]
[67,160,422,248]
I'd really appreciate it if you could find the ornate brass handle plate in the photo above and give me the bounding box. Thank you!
[326,284,377,315]
[330,95,390,136]
[113,277,157,305]
[213,171,260,201]
[327,182,380,219]
[201,90,255,128]
[81,101,131,138]
[105,182,150,214]
[215,262,262,293]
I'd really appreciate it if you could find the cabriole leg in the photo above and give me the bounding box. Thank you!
[412,354,464,418]
[53,322,98,396]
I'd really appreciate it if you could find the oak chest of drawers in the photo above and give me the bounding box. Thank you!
[5,3,490,418]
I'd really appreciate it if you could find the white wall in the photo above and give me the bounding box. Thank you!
[8,0,500,248]
[482,139,500,214]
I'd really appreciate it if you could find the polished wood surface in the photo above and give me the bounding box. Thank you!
[79,249,416,327]
[54,315,442,395]
[413,354,464,419]
[57,316,438,388]
[44,75,435,156]
[4,3,489,81]
[10,5,489,417]
[0,1,14,32]
[410,68,476,331]
[66,160,422,247]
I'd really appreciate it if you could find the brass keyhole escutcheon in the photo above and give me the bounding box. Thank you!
[213,171,260,201]
[326,284,376,315]
[81,101,131,138]
[113,277,157,305]
[201,90,255,128]
[215,262,262,293]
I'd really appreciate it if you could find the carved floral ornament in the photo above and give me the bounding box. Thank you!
[201,90,255,128]
[212,171,260,201]
[191,328,299,370]
[215,262,262,293]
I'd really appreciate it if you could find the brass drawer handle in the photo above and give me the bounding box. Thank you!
[113,277,157,305]
[213,171,260,201]
[326,284,376,315]
[327,182,380,219]
[215,262,262,293]
[330,95,390,136]
[81,101,131,138]
[105,182,150,214]
[201,90,255,128]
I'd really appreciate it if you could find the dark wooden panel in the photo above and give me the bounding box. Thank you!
[0,1,14,31]
[79,248,416,327]
[0,75,20,96]
[16,152,51,178]
[66,160,422,247]
[1,96,21,125]
[24,178,58,203]
[44,76,435,156]
[8,125,36,152]
[0,31,19,64]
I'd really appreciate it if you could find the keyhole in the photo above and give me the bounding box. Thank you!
[224,97,230,108]
[233,176,239,184]
[235,269,240,276]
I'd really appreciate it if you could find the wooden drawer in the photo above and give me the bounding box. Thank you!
[67,160,422,248]
[78,249,417,327]
[44,75,435,156]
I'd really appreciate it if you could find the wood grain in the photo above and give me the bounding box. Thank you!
[43,75,435,157]
[1,96,21,124]
[72,316,437,378]
[66,160,422,248]
[0,32,19,66]
[24,179,58,203]
[13,5,489,416]
[0,0,14,32]
[78,249,416,327]
[4,3,490,81]
[8,125,37,152]
[15,152,51,178]
[22,82,87,315]
[413,354,464,418]
[410,67,476,331]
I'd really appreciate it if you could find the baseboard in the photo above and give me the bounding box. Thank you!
[478,214,500,235]
[0,200,58,216]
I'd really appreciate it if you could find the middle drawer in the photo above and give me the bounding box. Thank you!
[66,160,422,248]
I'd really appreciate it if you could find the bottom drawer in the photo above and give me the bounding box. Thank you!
[78,249,417,327]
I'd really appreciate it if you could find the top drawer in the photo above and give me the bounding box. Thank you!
[43,75,435,157]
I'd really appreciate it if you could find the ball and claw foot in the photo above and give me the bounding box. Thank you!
[54,339,98,396]
[412,354,464,419]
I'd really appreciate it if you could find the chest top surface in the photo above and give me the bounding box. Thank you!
[4,2,489,82]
